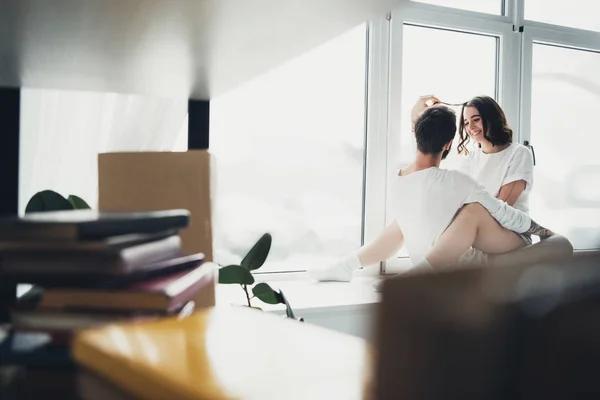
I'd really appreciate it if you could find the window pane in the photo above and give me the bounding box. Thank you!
[411,0,503,15]
[394,25,498,258]
[398,25,498,167]
[525,0,600,32]
[529,44,600,250]
[210,24,367,273]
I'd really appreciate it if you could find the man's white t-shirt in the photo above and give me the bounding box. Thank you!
[457,143,534,212]
[391,167,531,265]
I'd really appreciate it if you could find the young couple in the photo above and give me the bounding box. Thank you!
[310,95,553,282]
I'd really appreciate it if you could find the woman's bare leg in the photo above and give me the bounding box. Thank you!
[425,202,526,268]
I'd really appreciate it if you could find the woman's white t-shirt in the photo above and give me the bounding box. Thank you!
[457,143,534,213]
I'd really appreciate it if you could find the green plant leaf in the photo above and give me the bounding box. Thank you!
[67,195,91,209]
[252,283,280,304]
[218,265,255,285]
[25,190,73,213]
[276,289,297,319]
[241,233,272,271]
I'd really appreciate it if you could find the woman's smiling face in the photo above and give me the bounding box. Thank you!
[463,106,486,145]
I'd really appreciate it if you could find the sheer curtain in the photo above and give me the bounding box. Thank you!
[19,88,188,214]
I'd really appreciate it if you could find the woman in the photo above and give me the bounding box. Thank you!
[456,95,534,215]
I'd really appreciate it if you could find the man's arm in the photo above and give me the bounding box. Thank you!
[464,180,531,233]
[465,185,554,240]
[461,175,554,238]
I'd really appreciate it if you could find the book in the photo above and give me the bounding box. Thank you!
[4,253,206,289]
[10,310,154,332]
[0,209,190,241]
[1,235,182,275]
[11,301,197,333]
[0,229,178,252]
[38,262,216,312]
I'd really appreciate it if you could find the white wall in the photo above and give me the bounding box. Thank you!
[18,88,188,214]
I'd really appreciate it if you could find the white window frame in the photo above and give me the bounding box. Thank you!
[362,15,392,254]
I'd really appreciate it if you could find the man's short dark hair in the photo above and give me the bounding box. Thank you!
[414,105,457,156]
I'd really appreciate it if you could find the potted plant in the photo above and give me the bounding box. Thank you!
[218,233,303,321]
[25,190,91,213]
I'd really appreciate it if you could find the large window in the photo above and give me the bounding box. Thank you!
[210,24,367,273]
[203,0,600,275]
[383,0,600,273]
[528,44,600,250]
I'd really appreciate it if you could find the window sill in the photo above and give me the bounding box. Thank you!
[215,273,381,315]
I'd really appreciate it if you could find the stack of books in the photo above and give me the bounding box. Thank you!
[0,209,214,344]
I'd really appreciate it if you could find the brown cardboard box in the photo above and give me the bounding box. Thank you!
[98,150,215,307]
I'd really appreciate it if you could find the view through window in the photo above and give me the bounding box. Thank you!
[529,44,600,249]
[209,24,367,273]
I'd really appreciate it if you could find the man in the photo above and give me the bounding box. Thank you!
[310,97,553,282]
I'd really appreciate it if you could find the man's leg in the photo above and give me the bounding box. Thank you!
[425,203,526,268]
[309,222,403,282]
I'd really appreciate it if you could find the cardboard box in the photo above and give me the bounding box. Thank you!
[98,150,215,307]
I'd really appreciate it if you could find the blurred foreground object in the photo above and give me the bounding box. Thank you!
[73,307,371,400]
[375,252,600,399]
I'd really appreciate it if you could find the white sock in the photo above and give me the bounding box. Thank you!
[308,253,361,282]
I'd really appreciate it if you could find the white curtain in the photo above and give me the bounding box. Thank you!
[19,88,189,214]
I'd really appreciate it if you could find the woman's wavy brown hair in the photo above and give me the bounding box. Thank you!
[457,96,513,155]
